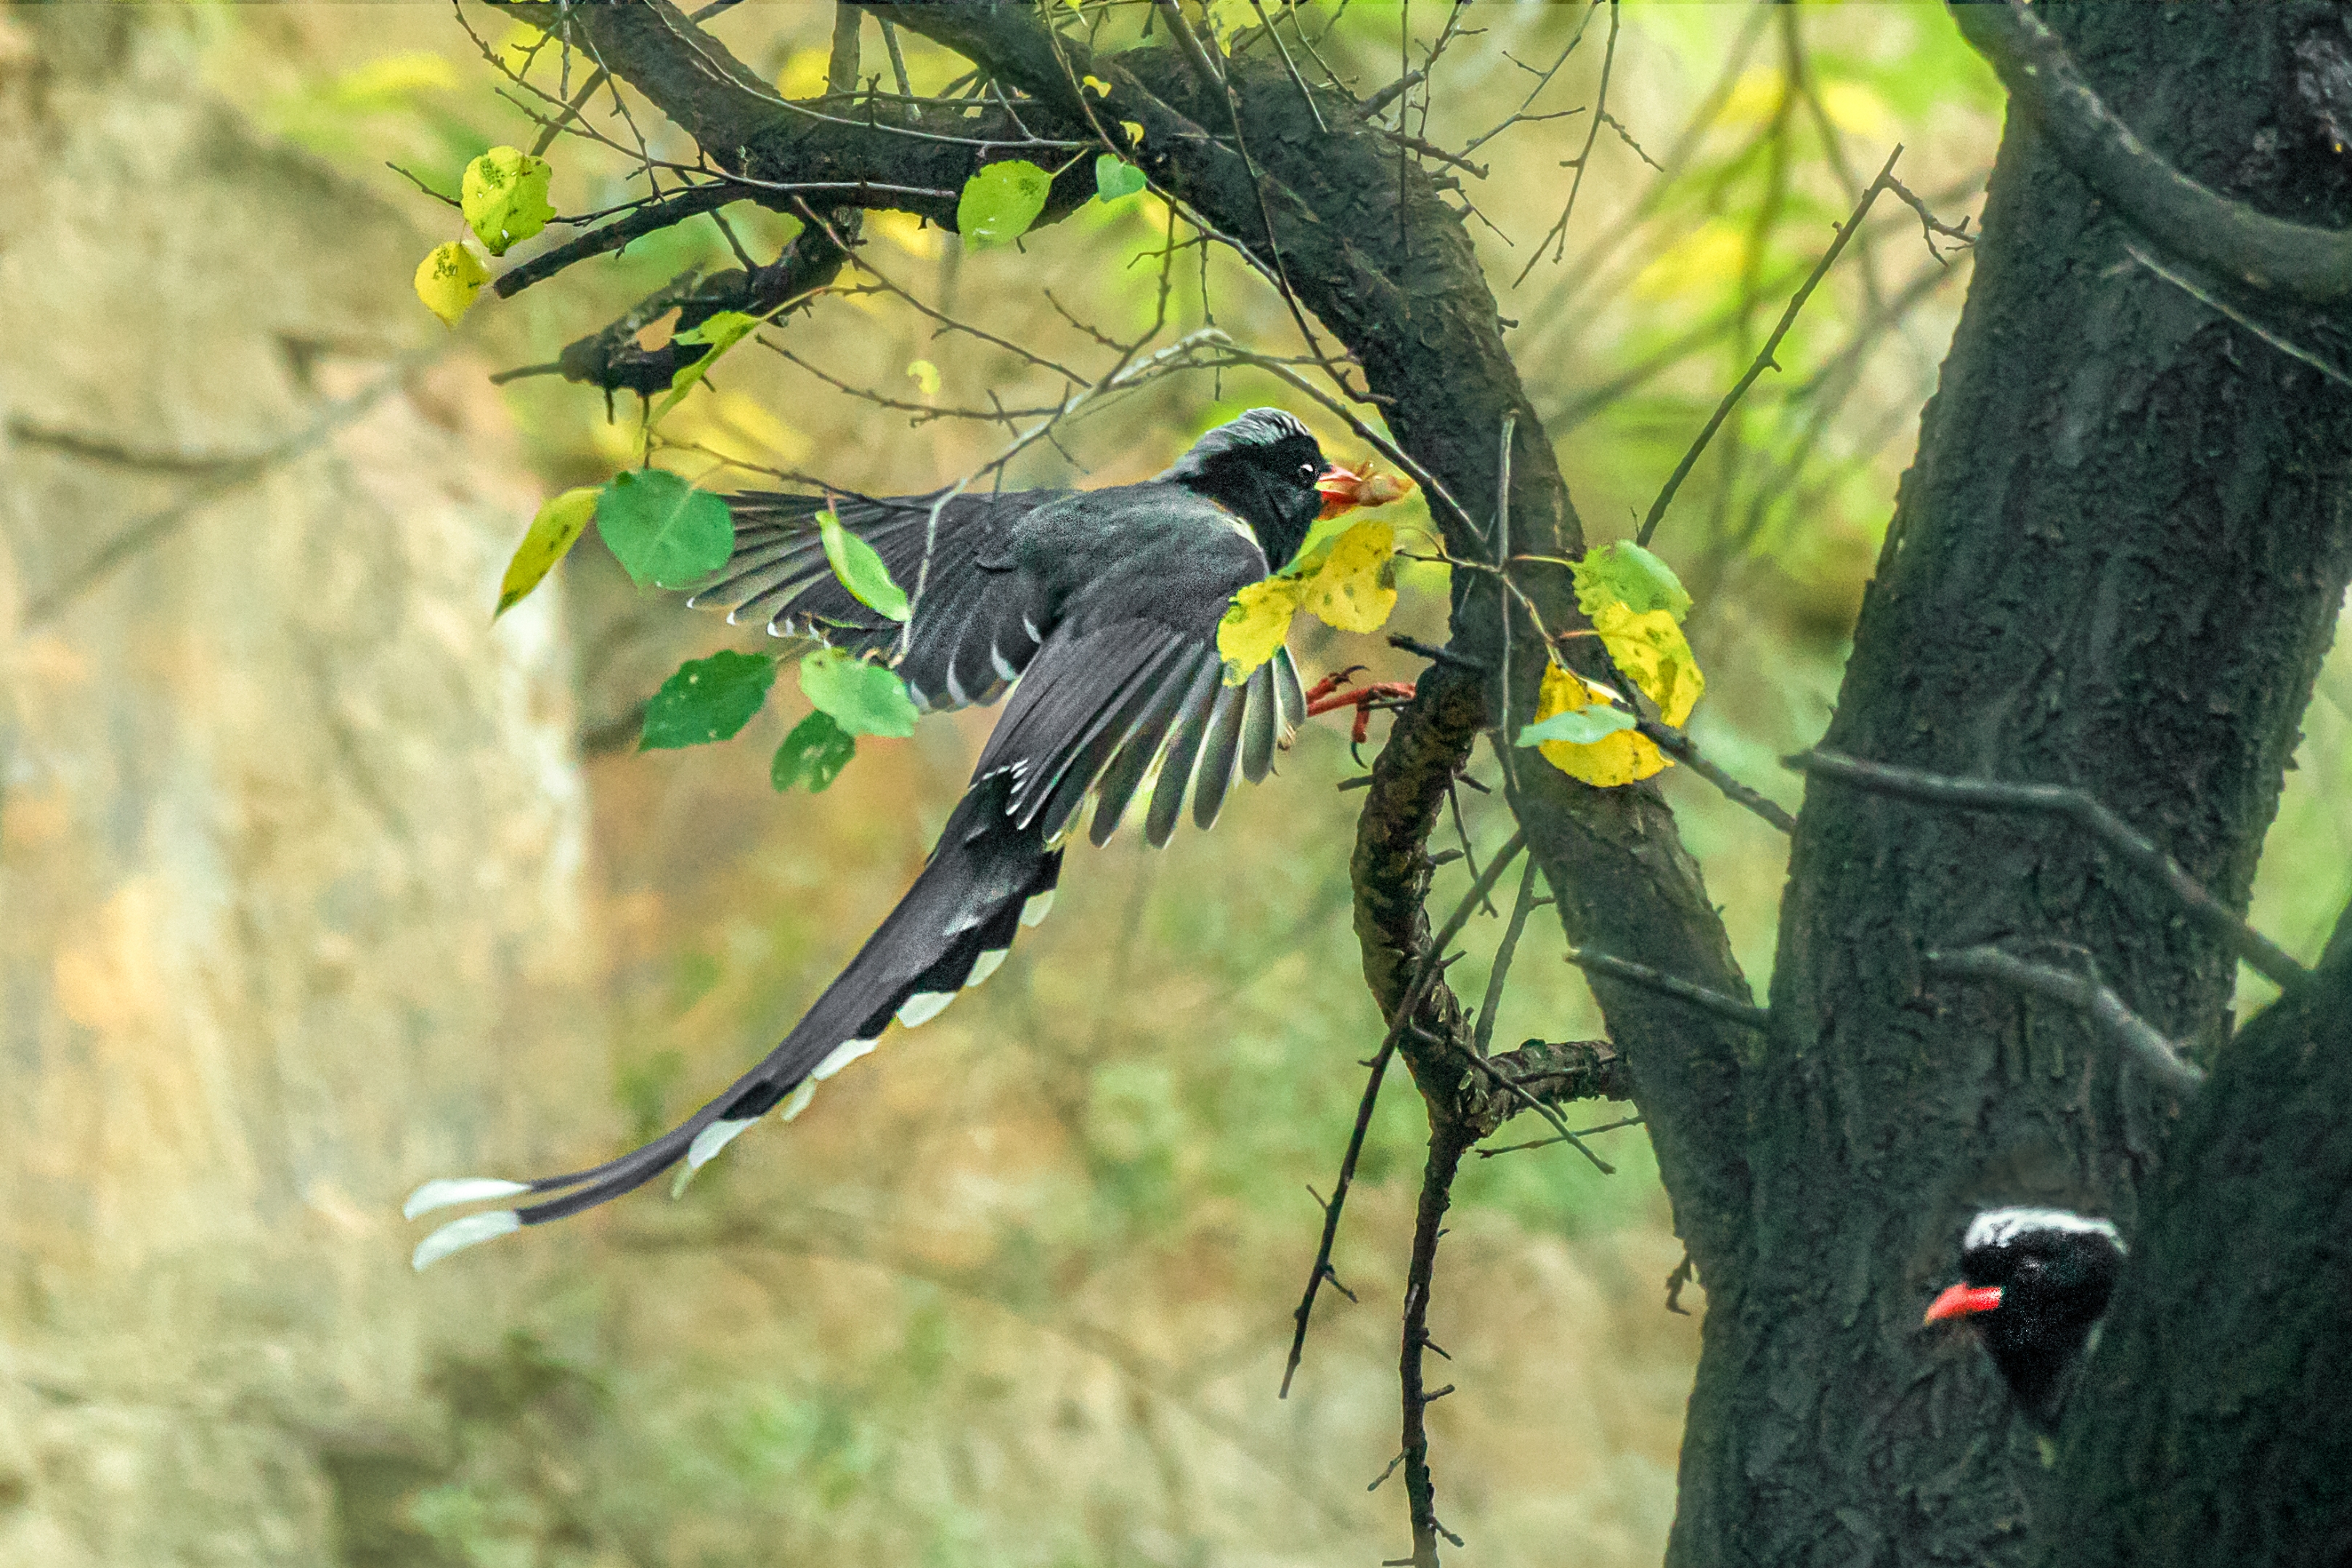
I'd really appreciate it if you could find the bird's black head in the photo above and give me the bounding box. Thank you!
[1162,407,1334,570]
[1925,1206,2126,1430]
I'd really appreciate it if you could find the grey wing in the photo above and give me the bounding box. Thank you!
[688,490,1058,714]
[971,624,1304,850]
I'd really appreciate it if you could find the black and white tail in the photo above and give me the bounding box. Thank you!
[404,774,1058,1269]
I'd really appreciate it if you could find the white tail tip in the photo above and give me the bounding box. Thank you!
[1020,890,1055,928]
[412,1210,522,1271]
[403,1177,530,1221]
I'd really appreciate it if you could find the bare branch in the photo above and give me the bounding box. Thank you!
[1790,748,2308,989]
[1565,949,1771,1031]
[1635,145,1913,550]
[1952,0,2352,303]
[1925,945,2206,1096]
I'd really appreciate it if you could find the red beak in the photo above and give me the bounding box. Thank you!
[1314,465,1359,520]
[1924,1282,2004,1325]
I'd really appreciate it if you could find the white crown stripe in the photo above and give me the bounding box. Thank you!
[1964,1206,2125,1254]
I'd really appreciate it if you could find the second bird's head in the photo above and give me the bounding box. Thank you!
[1164,407,1345,570]
[1925,1206,2126,1431]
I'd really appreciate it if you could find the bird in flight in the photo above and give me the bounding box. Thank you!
[1924,1205,2127,1432]
[406,408,1397,1268]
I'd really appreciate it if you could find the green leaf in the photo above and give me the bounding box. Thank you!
[496,486,600,617]
[956,160,1051,248]
[817,509,910,621]
[905,359,940,397]
[1094,155,1147,202]
[460,146,555,256]
[639,650,777,751]
[771,710,857,792]
[1515,703,1637,748]
[595,470,735,588]
[649,309,762,428]
[799,647,919,738]
[1572,541,1693,622]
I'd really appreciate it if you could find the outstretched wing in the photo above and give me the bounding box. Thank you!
[689,490,1058,714]
[405,489,1309,1266]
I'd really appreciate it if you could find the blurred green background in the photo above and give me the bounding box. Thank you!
[3,5,2339,1564]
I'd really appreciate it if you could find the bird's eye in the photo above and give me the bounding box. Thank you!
[1299,461,1317,481]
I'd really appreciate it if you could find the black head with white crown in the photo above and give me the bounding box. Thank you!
[1925,1206,2127,1429]
[1163,408,1332,570]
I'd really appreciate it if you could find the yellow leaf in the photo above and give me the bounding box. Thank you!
[461,146,555,256]
[1217,577,1302,685]
[1720,67,1786,129]
[905,359,940,398]
[1121,120,1145,148]
[1530,662,1668,787]
[1300,519,1397,633]
[496,487,599,617]
[1083,74,1111,97]
[1592,603,1705,727]
[413,241,488,327]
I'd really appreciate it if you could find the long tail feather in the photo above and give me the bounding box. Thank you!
[408,775,1056,1267]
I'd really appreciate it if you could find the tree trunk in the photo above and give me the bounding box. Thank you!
[1669,6,2352,1564]
[2053,911,2352,1568]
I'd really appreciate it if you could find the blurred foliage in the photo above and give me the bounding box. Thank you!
[174,2,2352,1564]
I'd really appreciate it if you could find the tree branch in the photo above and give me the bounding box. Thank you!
[1924,944,2205,1097]
[1791,748,2307,989]
[1952,0,2352,303]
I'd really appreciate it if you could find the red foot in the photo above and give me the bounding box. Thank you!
[1307,678,1417,749]
[1302,666,1369,706]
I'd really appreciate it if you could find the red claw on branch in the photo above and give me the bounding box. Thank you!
[1308,677,1418,751]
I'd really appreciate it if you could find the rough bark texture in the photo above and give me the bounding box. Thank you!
[0,16,601,1561]
[2051,917,2352,1568]
[1670,7,2352,1564]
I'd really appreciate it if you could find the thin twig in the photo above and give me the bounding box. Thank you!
[1636,144,1906,549]
[1636,718,1796,833]
[1565,949,1770,1029]
[1790,748,2308,988]
[1399,1120,1472,1568]
[1281,834,1526,1399]
[1925,945,2205,1096]
[1473,858,1543,1056]
[1513,0,1620,287]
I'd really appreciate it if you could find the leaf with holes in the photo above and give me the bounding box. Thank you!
[495,486,599,617]
[817,509,910,621]
[639,650,777,751]
[413,241,488,326]
[1216,576,1302,685]
[799,648,919,738]
[1300,519,1397,634]
[957,160,1051,248]
[771,709,857,792]
[595,469,735,588]
[1593,602,1704,727]
[460,146,555,256]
